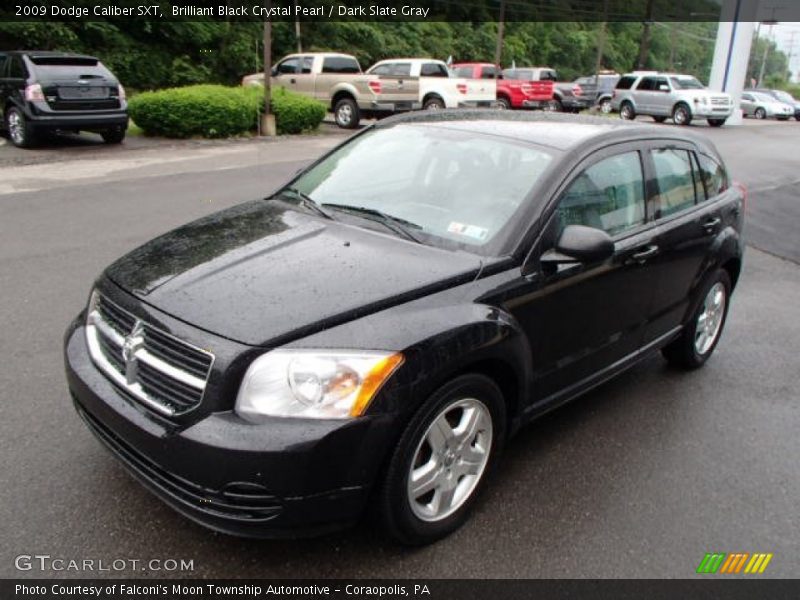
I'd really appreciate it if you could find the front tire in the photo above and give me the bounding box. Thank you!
[662,269,731,370]
[672,103,692,126]
[619,101,636,120]
[754,107,766,120]
[333,97,360,129]
[599,98,612,114]
[6,107,37,148]
[379,374,505,545]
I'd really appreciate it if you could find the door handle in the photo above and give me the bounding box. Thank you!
[630,244,659,263]
[702,217,721,233]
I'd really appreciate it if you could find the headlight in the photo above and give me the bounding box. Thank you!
[235,350,404,421]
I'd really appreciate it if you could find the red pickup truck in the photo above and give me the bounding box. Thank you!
[451,63,554,110]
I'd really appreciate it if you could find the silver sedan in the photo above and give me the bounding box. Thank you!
[740,91,794,120]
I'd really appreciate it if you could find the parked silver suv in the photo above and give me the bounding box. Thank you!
[611,72,733,127]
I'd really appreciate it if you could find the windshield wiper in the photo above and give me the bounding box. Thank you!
[321,203,423,243]
[275,187,334,220]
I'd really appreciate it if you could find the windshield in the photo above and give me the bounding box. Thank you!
[288,124,554,252]
[670,77,705,90]
[773,90,795,103]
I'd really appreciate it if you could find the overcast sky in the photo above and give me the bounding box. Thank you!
[770,22,800,81]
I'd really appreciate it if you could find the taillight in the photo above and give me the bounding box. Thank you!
[456,83,468,94]
[118,84,126,101]
[368,80,381,94]
[734,181,747,210]
[24,84,44,102]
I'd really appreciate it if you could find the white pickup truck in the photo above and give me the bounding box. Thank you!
[242,52,421,129]
[366,58,497,110]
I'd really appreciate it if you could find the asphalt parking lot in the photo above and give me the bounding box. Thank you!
[0,116,798,579]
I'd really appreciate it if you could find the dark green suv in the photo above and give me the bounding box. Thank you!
[0,51,128,148]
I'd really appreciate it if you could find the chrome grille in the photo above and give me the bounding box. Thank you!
[85,292,214,416]
[711,96,729,106]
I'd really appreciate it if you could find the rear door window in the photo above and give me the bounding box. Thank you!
[651,148,698,217]
[556,151,646,237]
[421,63,448,77]
[480,66,498,79]
[276,57,300,75]
[8,56,28,79]
[321,56,360,74]
[636,77,656,91]
[452,66,474,78]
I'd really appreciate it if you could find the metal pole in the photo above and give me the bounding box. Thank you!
[594,0,609,89]
[294,0,302,52]
[758,23,773,86]
[493,0,506,78]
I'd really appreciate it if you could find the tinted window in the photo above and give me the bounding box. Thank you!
[322,56,360,74]
[540,69,558,81]
[421,63,448,77]
[8,56,27,79]
[616,75,636,90]
[697,153,728,198]
[652,149,697,217]
[276,58,299,75]
[556,152,646,237]
[0,53,7,77]
[654,77,669,90]
[480,66,498,79]
[636,77,655,91]
[691,153,707,202]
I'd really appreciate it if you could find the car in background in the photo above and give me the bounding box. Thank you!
[66,112,744,544]
[573,72,620,113]
[451,62,554,109]
[366,58,496,110]
[741,89,796,121]
[503,67,590,112]
[752,88,800,121]
[0,50,128,148]
[242,52,420,129]
[612,71,733,127]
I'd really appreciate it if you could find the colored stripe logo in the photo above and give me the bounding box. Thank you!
[697,552,773,574]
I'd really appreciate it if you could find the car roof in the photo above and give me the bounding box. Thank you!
[373,110,712,152]
[12,50,99,61]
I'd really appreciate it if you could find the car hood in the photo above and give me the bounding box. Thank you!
[105,200,483,346]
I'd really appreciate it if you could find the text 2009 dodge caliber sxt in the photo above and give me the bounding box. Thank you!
[65,112,744,545]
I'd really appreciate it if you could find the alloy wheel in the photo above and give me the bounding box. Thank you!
[695,282,726,355]
[407,398,493,522]
[337,104,352,126]
[8,110,24,145]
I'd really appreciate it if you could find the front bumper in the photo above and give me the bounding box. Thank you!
[691,105,733,118]
[64,318,397,538]
[559,97,591,110]
[457,100,495,108]
[521,99,550,108]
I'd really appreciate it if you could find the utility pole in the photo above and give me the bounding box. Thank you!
[635,0,655,70]
[261,0,276,136]
[594,0,609,88]
[786,31,798,82]
[493,0,506,78]
[294,0,302,52]
[758,22,776,86]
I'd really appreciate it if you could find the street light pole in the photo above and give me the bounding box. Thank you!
[261,0,276,136]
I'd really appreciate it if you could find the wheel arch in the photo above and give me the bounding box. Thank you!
[422,92,444,106]
[330,90,356,112]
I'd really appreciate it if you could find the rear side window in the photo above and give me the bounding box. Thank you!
[452,66,473,78]
[636,77,656,91]
[540,70,558,81]
[480,66,498,79]
[421,63,448,77]
[556,151,646,237]
[8,56,28,79]
[652,149,697,217]
[697,154,729,198]
[616,76,636,90]
[321,56,360,74]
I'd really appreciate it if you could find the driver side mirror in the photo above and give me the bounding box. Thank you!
[541,225,614,267]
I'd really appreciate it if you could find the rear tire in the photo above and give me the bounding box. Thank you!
[619,102,635,120]
[662,269,731,370]
[101,127,126,144]
[379,374,506,545]
[546,98,563,112]
[495,97,511,110]
[423,96,445,110]
[6,107,36,148]
[333,97,360,129]
[599,98,612,114]
[672,103,692,126]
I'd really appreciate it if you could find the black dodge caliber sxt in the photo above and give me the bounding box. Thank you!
[65,112,744,545]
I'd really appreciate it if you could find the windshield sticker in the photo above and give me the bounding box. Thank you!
[448,222,489,241]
